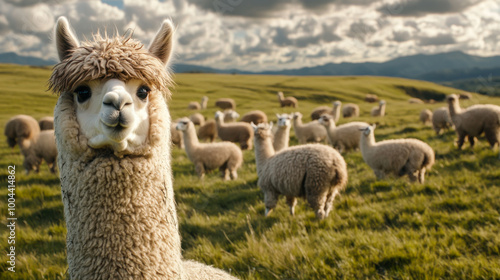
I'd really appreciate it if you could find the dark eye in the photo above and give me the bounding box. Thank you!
[137,85,150,100]
[74,85,92,103]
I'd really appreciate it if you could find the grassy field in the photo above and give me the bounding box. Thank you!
[0,64,499,279]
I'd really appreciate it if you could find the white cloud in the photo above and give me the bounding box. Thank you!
[0,0,499,71]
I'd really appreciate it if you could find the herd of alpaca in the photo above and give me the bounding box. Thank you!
[2,16,500,279]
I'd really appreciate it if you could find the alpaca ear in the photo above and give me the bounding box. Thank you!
[149,19,175,65]
[55,16,79,61]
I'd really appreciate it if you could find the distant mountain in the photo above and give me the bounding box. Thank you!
[2,51,499,84]
[0,52,56,66]
[259,51,500,82]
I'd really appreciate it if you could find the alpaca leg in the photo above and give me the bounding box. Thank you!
[337,144,344,154]
[374,169,385,180]
[195,162,205,179]
[264,191,278,217]
[434,127,441,135]
[408,169,418,182]
[418,168,426,184]
[220,168,230,180]
[308,193,327,220]
[240,142,249,150]
[286,196,297,216]
[230,169,238,180]
[484,128,500,149]
[468,135,475,148]
[456,132,466,149]
[323,189,339,218]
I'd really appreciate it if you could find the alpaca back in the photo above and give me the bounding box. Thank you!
[259,144,346,196]
[456,105,500,136]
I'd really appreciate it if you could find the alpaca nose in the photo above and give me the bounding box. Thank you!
[103,91,132,111]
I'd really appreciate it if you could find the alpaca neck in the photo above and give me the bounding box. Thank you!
[324,121,336,144]
[379,104,386,116]
[182,125,200,158]
[277,94,283,102]
[448,100,461,117]
[273,125,290,151]
[332,105,341,122]
[293,117,303,128]
[359,132,376,157]
[254,136,275,175]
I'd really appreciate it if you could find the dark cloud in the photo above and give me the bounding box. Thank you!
[188,0,289,18]
[346,21,376,41]
[298,0,378,11]
[189,0,379,18]
[378,0,484,17]
[367,40,383,47]
[4,0,73,7]
[272,24,341,48]
[418,34,456,46]
[306,49,327,58]
[178,29,206,45]
[330,47,351,57]
[392,30,411,42]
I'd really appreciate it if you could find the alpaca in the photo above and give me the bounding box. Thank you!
[359,125,435,183]
[447,94,500,150]
[49,16,236,279]
[4,114,40,150]
[176,118,242,180]
[252,122,347,219]
[277,91,298,108]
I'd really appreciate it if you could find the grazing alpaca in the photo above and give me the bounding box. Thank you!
[252,122,347,219]
[49,17,236,279]
[277,91,298,108]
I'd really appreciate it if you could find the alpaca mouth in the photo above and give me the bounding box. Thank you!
[103,123,132,142]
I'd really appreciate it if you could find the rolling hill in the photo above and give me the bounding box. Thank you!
[0,64,499,279]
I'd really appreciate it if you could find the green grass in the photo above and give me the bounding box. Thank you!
[0,64,499,279]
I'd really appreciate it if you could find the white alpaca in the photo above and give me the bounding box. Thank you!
[49,16,237,279]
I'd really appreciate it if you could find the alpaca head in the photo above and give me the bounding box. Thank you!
[214,111,224,122]
[318,114,334,127]
[276,113,291,128]
[333,101,341,107]
[292,112,302,120]
[446,94,459,105]
[360,124,376,136]
[49,16,174,154]
[175,117,192,132]
[379,100,386,105]
[251,122,273,139]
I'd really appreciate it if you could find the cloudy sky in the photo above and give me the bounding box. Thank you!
[0,0,499,71]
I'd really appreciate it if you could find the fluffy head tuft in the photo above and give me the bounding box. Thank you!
[49,34,173,97]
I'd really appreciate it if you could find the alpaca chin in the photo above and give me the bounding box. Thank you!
[88,122,149,153]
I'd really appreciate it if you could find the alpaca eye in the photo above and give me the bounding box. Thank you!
[74,85,92,103]
[137,85,150,100]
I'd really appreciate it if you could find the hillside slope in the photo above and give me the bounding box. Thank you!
[0,64,499,280]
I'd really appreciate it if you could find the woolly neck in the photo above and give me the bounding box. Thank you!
[181,122,200,157]
[254,132,275,176]
[447,97,462,117]
[273,125,290,151]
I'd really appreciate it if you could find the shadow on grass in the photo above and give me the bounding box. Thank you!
[17,176,61,187]
[178,182,262,217]
[17,238,66,255]
[180,214,280,250]
[20,204,64,228]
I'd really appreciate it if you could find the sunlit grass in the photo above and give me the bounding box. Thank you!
[0,64,499,279]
